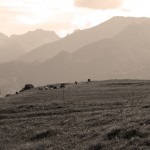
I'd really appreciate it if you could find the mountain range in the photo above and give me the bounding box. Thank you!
[20,16,150,62]
[0,33,24,63]
[1,16,150,95]
[0,29,60,63]
[10,29,60,53]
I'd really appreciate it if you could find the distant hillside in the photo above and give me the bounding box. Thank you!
[10,29,60,53]
[20,16,150,62]
[2,17,150,94]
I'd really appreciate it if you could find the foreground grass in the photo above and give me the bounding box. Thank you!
[0,80,150,150]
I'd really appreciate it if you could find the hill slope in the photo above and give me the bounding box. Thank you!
[0,80,150,150]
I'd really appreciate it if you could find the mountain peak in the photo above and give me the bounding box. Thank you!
[0,33,8,40]
[11,29,59,38]
[10,29,60,52]
[108,16,150,23]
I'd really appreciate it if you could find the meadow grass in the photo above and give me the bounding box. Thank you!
[0,80,149,150]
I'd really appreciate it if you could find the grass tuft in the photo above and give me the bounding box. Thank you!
[88,142,103,150]
[139,119,150,126]
[29,129,60,141]
[106,127,147,140]
[105,128,121,140]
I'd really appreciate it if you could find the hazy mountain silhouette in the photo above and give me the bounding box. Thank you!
[0,33,24,63]
[1,17,150,95]
[0,29,60,64]
[70,23,150,79]
[10,29,60,53]
[20,16,150,62]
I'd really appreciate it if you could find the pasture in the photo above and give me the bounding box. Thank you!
[0,80,150,150]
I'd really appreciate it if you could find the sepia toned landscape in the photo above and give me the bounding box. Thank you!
[2,17,150,96]
[0,0,150,149]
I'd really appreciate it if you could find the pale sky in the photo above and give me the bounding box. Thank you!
[0,0,150,37]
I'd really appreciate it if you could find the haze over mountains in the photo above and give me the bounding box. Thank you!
[1,16,150,95]
[10,29,60,53]
[0,29,60,63]
[0,33,24,63]
[20,16,150,62]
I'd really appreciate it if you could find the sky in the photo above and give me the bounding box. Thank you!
[0,0,150,37]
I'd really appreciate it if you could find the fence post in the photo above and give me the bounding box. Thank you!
[132,91,135,107]
[63,87,65,101]
[0,90,1,98]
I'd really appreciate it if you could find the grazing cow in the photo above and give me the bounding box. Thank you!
[53,86,57,89]
[50,87,53,90]
[39,87,43,91]
[88,79,91,82]
[60,83,65,88]
[45,86,48,90]
[47,85,57,89]
[48,85,53,88]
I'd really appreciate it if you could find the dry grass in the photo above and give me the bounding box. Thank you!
[0,80,149,150]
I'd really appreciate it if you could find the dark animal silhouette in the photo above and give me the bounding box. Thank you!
[75,81,78,85]
[60,83,65,88]
[39,87,43,91]
[53,86,57,89]
[88,79,91,82]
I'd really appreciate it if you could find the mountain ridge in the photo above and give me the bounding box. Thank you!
[10,29,60,52]
[0,29,60,63]
[1,17,150,94]
[20,16,150,62]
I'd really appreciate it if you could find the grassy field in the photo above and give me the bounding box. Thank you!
[0,80,150,150]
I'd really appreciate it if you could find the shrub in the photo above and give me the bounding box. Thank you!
[24,84,34,90]
[20,84,34,92]
[106,128,121,140]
